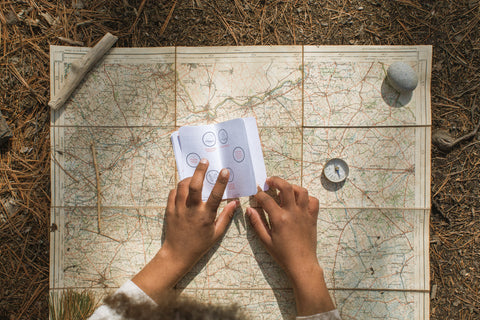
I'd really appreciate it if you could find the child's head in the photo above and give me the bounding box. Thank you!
[104,292,248,320]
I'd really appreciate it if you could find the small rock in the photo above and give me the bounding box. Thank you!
[320,22,329,27]
[387,62,418,93]
[24,18,40,27]
[20,146,33,154]
[432,130,455,152]
[72,0,85,9]
[431,284,438,300]
[5,11,19,25]
[3,198,20,216]
[358,6,364,11]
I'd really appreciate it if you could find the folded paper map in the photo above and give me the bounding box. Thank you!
[50,45,431,319]
[171,117,267,199]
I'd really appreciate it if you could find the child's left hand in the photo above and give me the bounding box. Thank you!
[132,159,237,302]
[162,159,238,273]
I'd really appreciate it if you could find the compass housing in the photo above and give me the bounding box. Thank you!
[322,158,349,183]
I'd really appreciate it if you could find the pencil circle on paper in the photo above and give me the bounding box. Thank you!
[202,131,216,147]
[233,147,245,163]
[225,167,234,182]
[206,170,219,184]
[186,152,201,168]
[218,129,228,144]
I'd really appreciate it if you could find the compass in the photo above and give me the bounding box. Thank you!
[323,158,349,183]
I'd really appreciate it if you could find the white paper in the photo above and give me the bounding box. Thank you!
[171,117,267,200]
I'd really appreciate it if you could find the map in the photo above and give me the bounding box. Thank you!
[50,45,431,319]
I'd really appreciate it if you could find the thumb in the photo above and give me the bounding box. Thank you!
[213,200,237,240]
[246,207,272,248]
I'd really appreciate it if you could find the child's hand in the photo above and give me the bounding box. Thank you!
[246,177,335,316]
[246,176,319,278]
[133,159,237,302]
[162,159,238,271]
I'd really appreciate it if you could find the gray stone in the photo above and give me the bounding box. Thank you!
[72,0,85,9]
[387,62,418,93]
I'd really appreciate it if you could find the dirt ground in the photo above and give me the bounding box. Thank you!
[1,0,479,319]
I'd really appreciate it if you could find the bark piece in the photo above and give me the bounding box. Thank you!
[0,111,13,146]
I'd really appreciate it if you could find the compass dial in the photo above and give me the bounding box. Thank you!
[323,158,349,183]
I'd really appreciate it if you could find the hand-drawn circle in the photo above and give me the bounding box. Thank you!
[206,170,219,185]
[186,153,201,168]
[202,131,216,147]
[233,147,245,163]
[218,129,228,144]
[225,167,234,182]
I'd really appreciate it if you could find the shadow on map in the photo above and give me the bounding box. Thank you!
[320,174,346,192]
[381,77,413,108]
[245,197,296,319]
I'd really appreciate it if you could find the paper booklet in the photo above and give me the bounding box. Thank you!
[171,117,268,200]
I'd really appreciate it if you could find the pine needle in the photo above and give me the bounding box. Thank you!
[49,290,97,320]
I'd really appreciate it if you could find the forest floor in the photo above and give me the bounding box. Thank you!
[1,0,479,319]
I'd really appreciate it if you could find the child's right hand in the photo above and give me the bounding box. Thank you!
[246,176,320,278]
[246,176,335,316]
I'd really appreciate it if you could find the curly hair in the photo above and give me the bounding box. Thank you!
[104,292,249,320]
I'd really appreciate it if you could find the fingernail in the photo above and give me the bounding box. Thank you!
[221,168,229,178]
[257,185,262,192]
[245,207,251,216]
[200,158,208,164]
[235,200,240,207]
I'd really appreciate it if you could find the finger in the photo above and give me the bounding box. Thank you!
[166,189,176,216]
[266,176,295,207]
[307,196,320,218]
[254,188,281,220]
[213,200,238,240]
[253,206,271,232]
[292,185,309,208]
[175,177,191,207]
[246,207,272,248]
[186,158,209,206]
[206,168,229,212]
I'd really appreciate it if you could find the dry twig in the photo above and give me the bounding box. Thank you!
[90,141,102,233]
[48,32,118,110]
